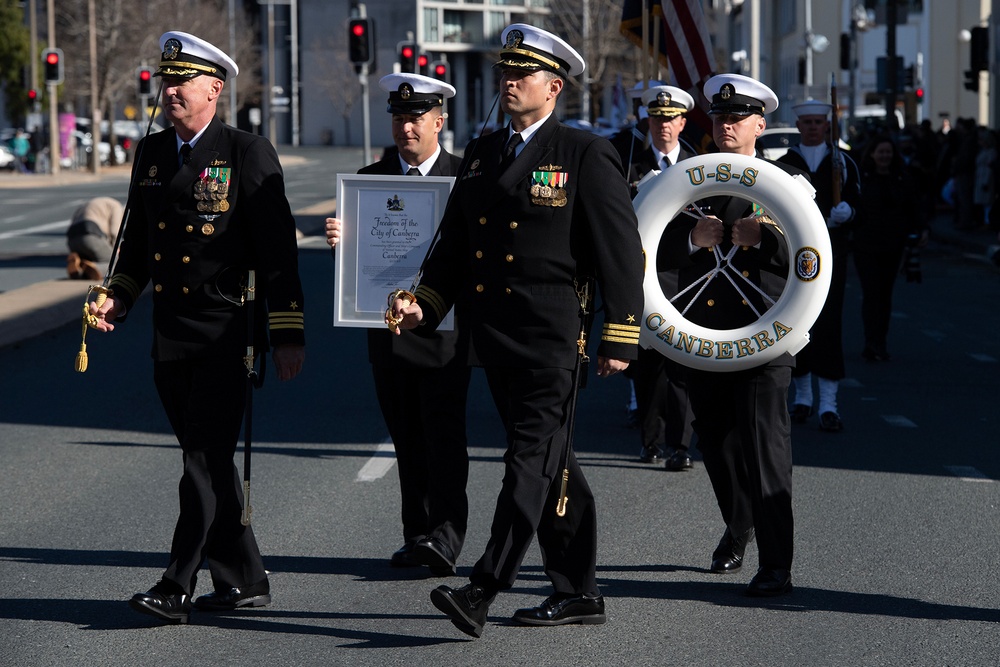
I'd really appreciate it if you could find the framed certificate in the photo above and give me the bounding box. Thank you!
[334,173,456,329]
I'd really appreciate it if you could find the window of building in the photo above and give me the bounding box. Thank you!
[424,8,440,43]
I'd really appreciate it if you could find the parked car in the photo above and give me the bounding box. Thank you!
[64,130,126,168]
[758,127,801,160]
[0,143,16,170]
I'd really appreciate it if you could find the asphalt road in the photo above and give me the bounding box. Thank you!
[1,157,999,666]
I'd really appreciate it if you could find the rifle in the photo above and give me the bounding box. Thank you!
[830,73,843,206]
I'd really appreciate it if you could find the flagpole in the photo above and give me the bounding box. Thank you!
[641,0,649,90]
[652,4,661,80]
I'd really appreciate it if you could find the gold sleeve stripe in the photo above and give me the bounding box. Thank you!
[270,324,304,330]
[414,285,446,321]
[603,334,640,344]
[269,312,304,320]
[604,323,641,333]
[109,274,140,304]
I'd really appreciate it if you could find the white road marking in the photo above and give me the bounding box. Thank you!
[922,329,946,341]
[356,440,396,482]
[945,466,993,483]
[969,353,996,362]
[882,415,917,427]
[0,220,67,240]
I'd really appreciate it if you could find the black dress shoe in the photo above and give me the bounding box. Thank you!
[639,445,663,464]
[430,583,495,638]
[128,581,192,624]
[390,541,421,568]
[819,411,844,433]
[193,579,270,611]
[412,536,457,576]
[710,527,755,573]
[746,568,793,597]
[789,404,812,424]
[663,449,693,471]
[512,593,606,626]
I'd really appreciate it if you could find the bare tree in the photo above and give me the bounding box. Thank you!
[309,34,362,146]
[53,0,260,158]
[547,0,641,122]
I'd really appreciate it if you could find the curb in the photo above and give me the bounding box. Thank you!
[0,279,91,349]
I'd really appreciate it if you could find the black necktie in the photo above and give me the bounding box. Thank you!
[179,143,192,168]
[406,166,420,176]
[660,156,671,171]
[500,133,522,171]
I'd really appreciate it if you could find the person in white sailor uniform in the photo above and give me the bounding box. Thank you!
[778,99,860,433]
[387,23,644,637]
[87,31,305,624]
[325,73,471,576]
[624,85,698,471]
[659,73,807,597]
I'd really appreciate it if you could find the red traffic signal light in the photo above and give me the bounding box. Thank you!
[399,42,416,73]
[430,60,449,82]
[27,89,38,103]
[42,48,64,85]
[915,87,924,102]
[137,66,154,96]
[417,54,429,75]
[348,17,375,66]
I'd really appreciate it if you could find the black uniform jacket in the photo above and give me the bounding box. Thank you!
[111,117,305,361]
[359,149,466,369]
[626,144,698,195]
[659,154,808,366]
[415,115,644,370]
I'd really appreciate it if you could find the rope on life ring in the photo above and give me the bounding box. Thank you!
[633,153,831,371]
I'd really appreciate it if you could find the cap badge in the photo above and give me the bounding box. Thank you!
[506,29,524,49]
[163,38,181,60]
[399,83,413,100]
[720,84,734,100]
[657,91,671,107]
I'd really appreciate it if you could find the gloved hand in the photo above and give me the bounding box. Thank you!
[827,201,853,227]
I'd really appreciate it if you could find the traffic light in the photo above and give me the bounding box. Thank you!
[399,41,416,73]
[964,69,979,92]
[417,53,429,76]
[42,48,64,86]
[915,87,924,103]
[136,66,153,97]
[348,17,375,66]
[839,33,851,71]
[27,89,38,105]
[430,60,449,83]
[902,64,915,89]
[970,26,989,72]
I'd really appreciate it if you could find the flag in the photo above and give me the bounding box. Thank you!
[620,0,718,151]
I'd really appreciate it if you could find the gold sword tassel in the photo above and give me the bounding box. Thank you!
[75,284,113,372]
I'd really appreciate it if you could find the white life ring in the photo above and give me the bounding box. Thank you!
[633,153,831,371]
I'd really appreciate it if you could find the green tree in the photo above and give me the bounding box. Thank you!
[0,0,31,125]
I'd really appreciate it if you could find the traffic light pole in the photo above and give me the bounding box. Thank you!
[46,0,59,174]
[360,63,371,166]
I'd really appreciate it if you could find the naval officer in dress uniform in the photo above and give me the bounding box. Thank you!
[623,85,697,471]
[387,23,644,638]
[325,73,471,576]
[659,73,806,597]
[88,31,305,624]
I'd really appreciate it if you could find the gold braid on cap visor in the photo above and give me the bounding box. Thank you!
[498,48,562,72]
[648,108,686,118]
[158,61,221,77]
